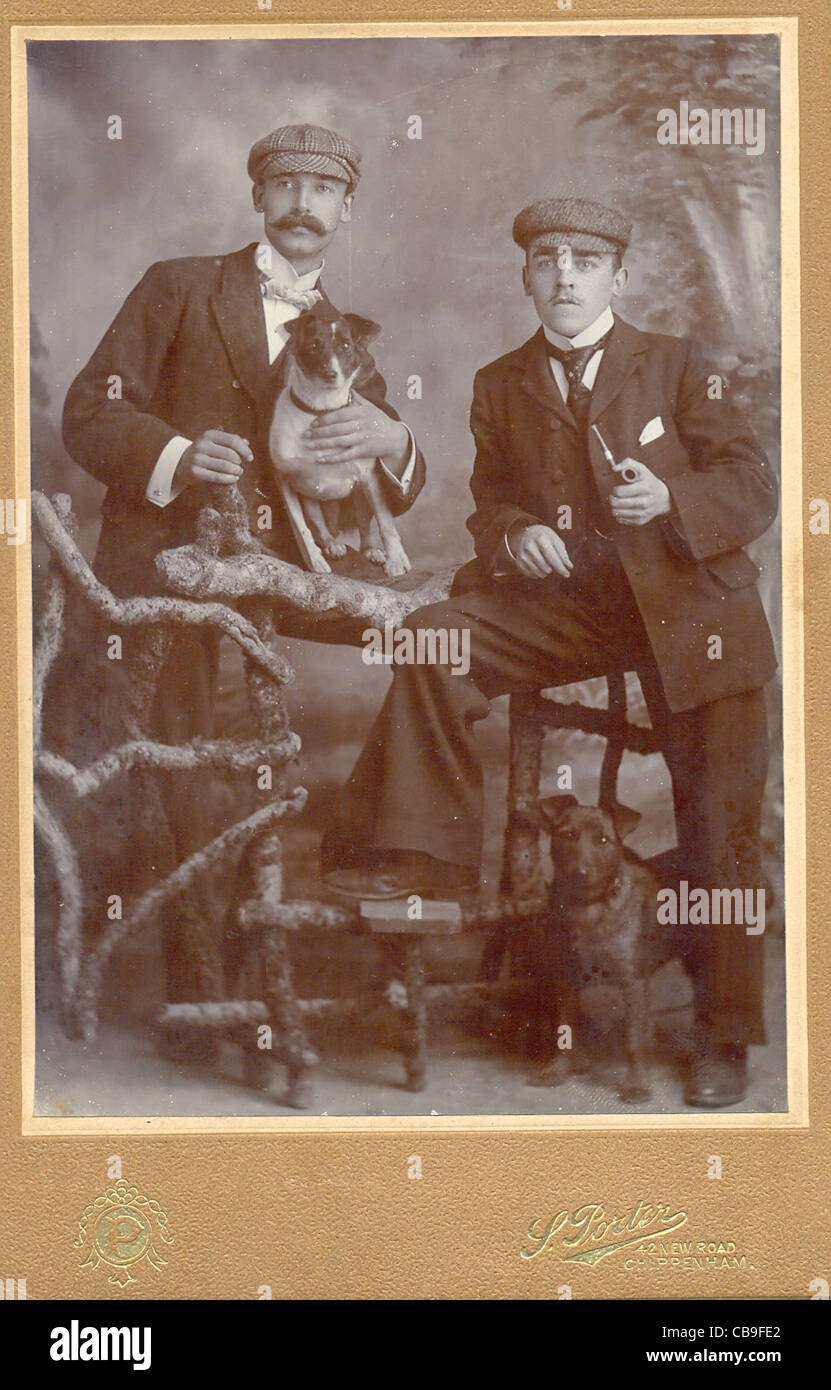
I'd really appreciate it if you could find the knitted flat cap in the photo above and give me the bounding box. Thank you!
[248,124,361,192]
[512,196,631,254]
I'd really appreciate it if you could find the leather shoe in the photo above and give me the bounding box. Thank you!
[323,867,423,900]
[685,1043,748,1108]
[324,850,479,901]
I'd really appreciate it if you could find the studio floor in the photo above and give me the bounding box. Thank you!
[35,948,787,1120]
[33,650,789,1122]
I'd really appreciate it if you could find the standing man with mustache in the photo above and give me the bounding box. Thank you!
[323,196,778,1109]
[62,124,425,1009]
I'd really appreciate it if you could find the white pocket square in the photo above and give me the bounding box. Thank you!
[638,416,665,447]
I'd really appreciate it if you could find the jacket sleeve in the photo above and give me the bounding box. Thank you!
[665,340,778,561]
[354,355,426,518]
[62,262,187,502]
[466,367,543,573]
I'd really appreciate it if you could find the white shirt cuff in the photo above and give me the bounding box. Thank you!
[490,526,522,578]
[378,426,417,494]
[145,436,191,507]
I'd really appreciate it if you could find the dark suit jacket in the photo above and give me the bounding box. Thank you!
[62,243,426,595]
[463,317,778,712]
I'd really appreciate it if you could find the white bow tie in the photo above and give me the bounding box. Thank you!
[259,277,322,311]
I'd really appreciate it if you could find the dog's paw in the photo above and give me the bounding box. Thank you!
[307,552,332,573]
[525,1054,571,1088]
[322,539,348,558]
[363,547,387,567]
[383,553,412,578]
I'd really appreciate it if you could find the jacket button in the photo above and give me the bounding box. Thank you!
[551,469,565,483]
[548,417,560,430]
[232,379,240,389]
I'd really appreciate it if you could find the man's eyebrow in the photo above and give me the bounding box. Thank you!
[531,243,603,260]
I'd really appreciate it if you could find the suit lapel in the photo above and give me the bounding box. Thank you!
[209,244,272,403]
[518,327,574,425]
[588,316,649,423]
[209,246,338,403]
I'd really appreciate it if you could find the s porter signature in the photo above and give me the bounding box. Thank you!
[521,1200,689,1267]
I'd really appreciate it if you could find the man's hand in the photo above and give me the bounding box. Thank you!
[509,523,574,579]
[305,396,409,470]
[609,459,671,525]
[174,430,253,487]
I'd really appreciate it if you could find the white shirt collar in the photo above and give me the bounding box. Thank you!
[543,305,615,352]
[255,240,323,292]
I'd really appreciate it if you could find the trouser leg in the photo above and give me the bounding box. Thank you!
[640,665,769,1046]
[322,569,649,878]
[322,602,492,873]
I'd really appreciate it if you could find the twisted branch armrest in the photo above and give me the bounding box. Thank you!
[31,491,292,684]
[156,540,459,630]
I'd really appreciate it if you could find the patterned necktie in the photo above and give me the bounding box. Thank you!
[259,277,322,311]
[548,330,612,431]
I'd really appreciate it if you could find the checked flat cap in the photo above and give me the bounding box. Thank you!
[512,196,631,254]
[247,124,362,191]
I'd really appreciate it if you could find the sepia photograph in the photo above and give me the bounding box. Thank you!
[24,28,797,1124]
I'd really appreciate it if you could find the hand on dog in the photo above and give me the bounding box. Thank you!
[175,430,253,487]
[510,523,573,579]
[304,397,410,470]
[609,460,671,525]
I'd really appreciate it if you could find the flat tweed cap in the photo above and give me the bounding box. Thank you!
[512,197,631,254]
[248,124,361,191]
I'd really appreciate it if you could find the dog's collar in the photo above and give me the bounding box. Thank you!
[289,388,352,416]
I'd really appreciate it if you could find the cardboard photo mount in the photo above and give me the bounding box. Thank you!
[2,6,826,1302]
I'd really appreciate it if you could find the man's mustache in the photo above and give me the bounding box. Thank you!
[274,213,327,234]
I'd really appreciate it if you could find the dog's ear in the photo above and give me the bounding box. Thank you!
[538,794,579,828]
[610,800,642,842]
[343,314,381,348]
[284,311,315,340]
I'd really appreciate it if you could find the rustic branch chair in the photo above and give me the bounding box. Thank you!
[34,485,670,1107]
[478,679,666,1002]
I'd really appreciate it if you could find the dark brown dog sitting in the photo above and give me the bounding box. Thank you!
[526,794,682,1103]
